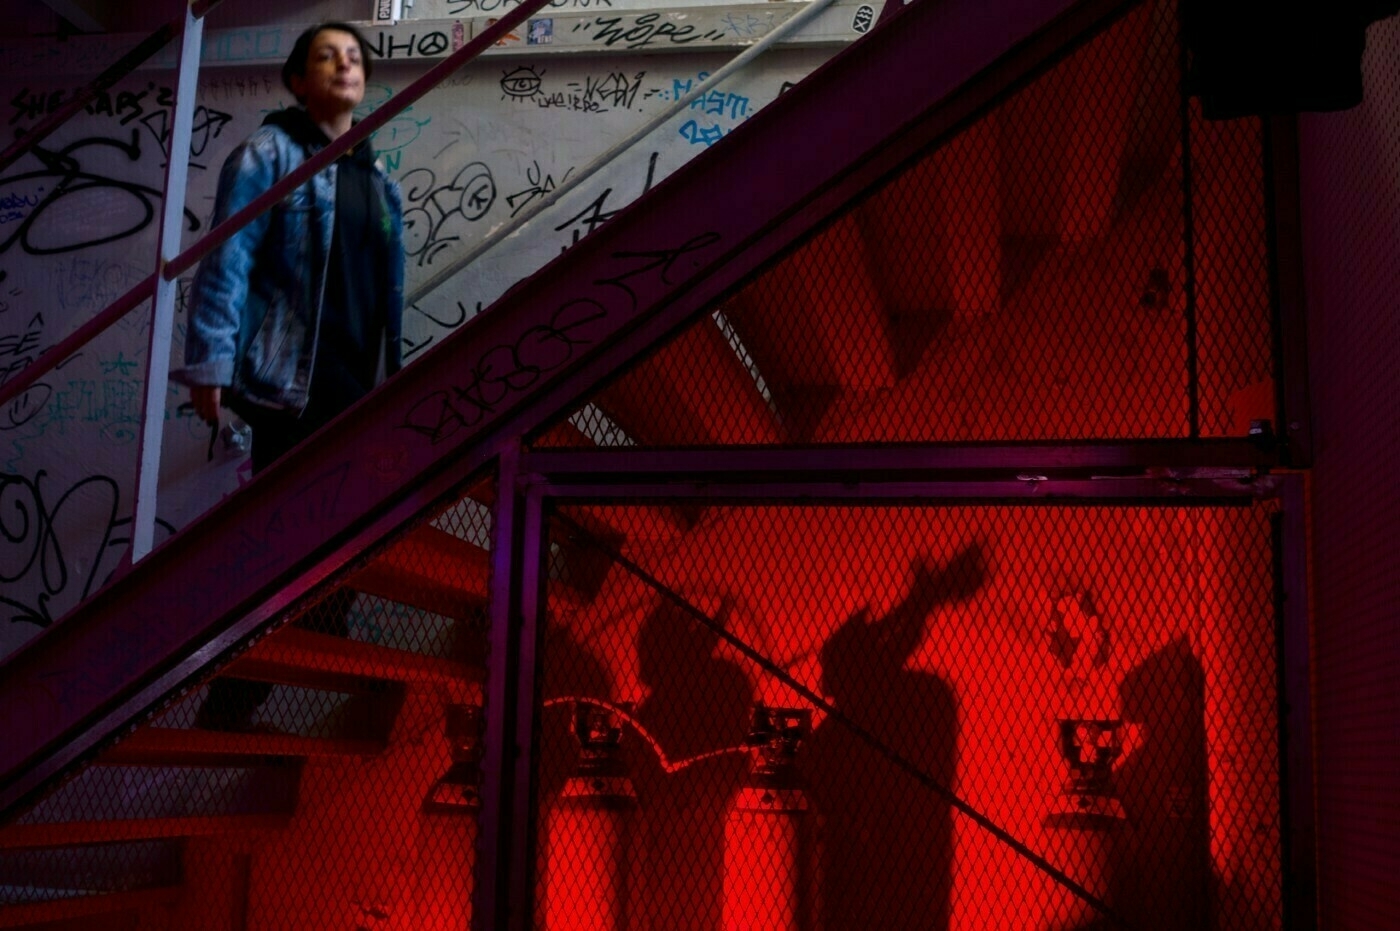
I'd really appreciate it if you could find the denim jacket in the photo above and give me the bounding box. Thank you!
[175,109,405,413]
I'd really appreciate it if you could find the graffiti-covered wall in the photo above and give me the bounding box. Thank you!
[0,2,871,657]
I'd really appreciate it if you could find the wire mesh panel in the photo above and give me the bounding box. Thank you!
[1190,105,1274,438]
[0,477,496,930]
[533,0,1277,450]
[534,501,1283,930]
[208,478,493,931]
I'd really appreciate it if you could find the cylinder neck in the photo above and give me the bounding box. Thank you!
[1057,718,1122,798]
[572,702,631,779]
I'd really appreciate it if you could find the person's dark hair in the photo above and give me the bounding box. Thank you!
[282,22,374,102]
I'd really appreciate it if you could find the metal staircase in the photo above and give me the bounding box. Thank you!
[0,0,1309,927]
[1,0,1119,817]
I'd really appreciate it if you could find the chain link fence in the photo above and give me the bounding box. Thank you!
[536,0,1276,450]
[535,501,1283,931]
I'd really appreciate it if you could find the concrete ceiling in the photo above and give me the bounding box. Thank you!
[21,0,368,36]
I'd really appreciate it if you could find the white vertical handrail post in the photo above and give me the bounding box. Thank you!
[132,1,204,561]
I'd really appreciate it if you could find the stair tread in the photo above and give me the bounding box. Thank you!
[351,524,491,617]
[102,727,384,765]
[354,523,589,617]
[0,813,289,849]
[0,886,182,926]
[231,628,481,691]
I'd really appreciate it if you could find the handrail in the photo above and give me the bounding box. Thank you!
[0,0,553,410]
[0,271,158,400]
[0,0,226,176]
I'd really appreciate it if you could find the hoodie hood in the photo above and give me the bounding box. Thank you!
[263,107,376,166]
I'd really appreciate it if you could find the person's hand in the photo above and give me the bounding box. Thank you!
[191,385,222,425]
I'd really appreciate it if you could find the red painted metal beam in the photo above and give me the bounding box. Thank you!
[230,627,480,688]
[0,886,182,927]
[0,813,290,849]
[0,0,1135,817]
[101,728,385,765]
[349,524,493,614]
[522,440,1281,483]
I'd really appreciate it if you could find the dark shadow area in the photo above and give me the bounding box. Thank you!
[193,587,358,733]
[801,544,984,930]
[630,598,754,931]
[888,305,955,380]
[637,599,754,760]
[767,384,845,444]
[536,623,614,804]
[533,621,616,929]
[1001,234,1060,305]
[1113,636,1210,931]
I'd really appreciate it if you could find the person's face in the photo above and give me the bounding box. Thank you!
[291,29,365,116]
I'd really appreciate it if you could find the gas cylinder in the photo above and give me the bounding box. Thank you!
[541,702,637,931]
[723,705,820,931]
[415,704,482,930]
[1040,718,1127,930]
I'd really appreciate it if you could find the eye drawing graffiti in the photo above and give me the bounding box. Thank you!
[500,66,544,100]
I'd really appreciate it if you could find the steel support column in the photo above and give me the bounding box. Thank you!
[475,444,549,931]
[1266,116,1314,468]
[132,2,203,561]
[506,484,548,931]
[477,444,521,931]
[1277,474,1318,930]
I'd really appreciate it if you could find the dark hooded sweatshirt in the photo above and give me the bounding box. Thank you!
[262,107,389,421]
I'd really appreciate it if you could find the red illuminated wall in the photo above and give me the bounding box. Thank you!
[573,2,1275,452]
[239,687,476,930]
[1298,15,1400,929]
